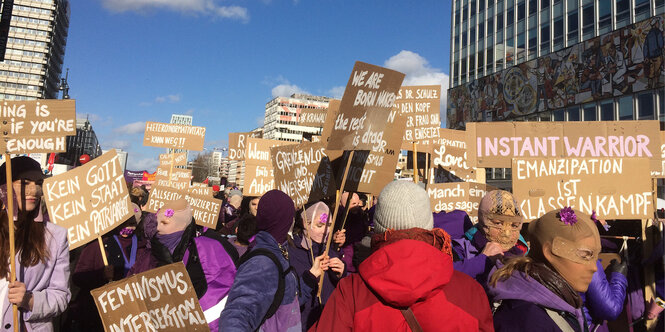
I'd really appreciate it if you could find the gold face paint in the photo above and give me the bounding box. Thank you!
[483,218,523,251]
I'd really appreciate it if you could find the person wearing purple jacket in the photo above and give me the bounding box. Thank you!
[445,191,529,288]
[129,198,236,332]
[288,202,346,331]
[581,259,627,332]
[0,156,70,331]
[489,208,601,332]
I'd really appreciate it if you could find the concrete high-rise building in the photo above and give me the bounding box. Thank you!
[210,150,223,178]
[264,94,329,142]
[448,0,665,189]
[0,0,70,100]
[168,114,193,161]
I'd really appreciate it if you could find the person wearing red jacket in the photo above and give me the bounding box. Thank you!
[310,181,494,332]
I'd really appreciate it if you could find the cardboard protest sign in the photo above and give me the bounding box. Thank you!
[512,157,654,220]
[466,121,661,172]
[145,186,184,213]
[427,182,496,223]
[228,132,249,161]
[143,121,205,151]
[0,100,76,153]
[184,193,221,229]
[328,149,400,195]
[154,166,191,191]
[271,142,337,207]
[228,131,263,161]
[396,85,441,151]
[189,184,212,196]
[650,131,665,178]
[159,153,187,167]
[320,99,340,143]
[91,262,208,332]
[244,138,297,196]
[326,61,405,152]
[430,128,480,182]
[298,109,328,127]
[43,150,132,250]
[146,186,221,229]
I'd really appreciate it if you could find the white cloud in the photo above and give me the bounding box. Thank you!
[102,139,131,150]
[272,83,308,98]
[155,94,181,103]
[114,121,146,134]
[127,157,160,171]
[255,116,264,127]
[101,0,249,22]
[185,108,195,115]
[328,86,345,99]
[384,50,450,122]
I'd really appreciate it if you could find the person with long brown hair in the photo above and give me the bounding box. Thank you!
[0,156,70,331]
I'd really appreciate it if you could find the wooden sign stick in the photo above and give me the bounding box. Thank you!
[317,150,354,298]
[4,154,19,332]
[97,236,109,266]
[413,142,418,184]
[301,205,321,304]
[169,151,175,187]
[425,152,430,184]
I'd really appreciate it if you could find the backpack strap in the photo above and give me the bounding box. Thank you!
[400,307,423,332]
[185,239,208,298]
[237,248,288,331]
[543,308,577,332]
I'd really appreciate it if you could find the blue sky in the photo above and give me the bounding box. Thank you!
[66,0,451,171]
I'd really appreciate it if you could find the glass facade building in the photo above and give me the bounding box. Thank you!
[448,0,665,187]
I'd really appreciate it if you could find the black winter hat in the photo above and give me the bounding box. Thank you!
[0,156,46,185]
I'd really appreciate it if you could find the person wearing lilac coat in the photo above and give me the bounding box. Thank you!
[0,157,71,331]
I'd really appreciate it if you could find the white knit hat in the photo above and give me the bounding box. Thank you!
[373,181,433,233]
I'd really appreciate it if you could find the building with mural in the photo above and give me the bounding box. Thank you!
[448,0,665,188]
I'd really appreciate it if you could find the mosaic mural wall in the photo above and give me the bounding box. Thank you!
[447,15,665,128]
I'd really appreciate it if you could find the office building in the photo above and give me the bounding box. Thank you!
[447,0,665,188]
[0,0,70,100]
[168,113,193,161]
[57,117,102,166]
[264,93,329,142]
[103,148,128,172]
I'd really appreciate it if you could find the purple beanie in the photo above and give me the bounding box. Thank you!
[256,190,295,244]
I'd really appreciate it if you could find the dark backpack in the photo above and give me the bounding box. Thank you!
[236,248,299,331]
[202,228,240,265]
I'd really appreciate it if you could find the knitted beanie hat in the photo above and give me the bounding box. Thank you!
[256,190,295,244]
[374,181,433,233]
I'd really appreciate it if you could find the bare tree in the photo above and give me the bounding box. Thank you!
[191,151,212,183]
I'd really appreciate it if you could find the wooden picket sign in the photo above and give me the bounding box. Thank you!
[97,236,109,266]
[317,151,355,299]
[3,153,18,332]
[413,142,418,183]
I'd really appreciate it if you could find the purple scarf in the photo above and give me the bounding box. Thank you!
[156,231,184,254]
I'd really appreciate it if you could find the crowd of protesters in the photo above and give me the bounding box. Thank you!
[0,155,663,331]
